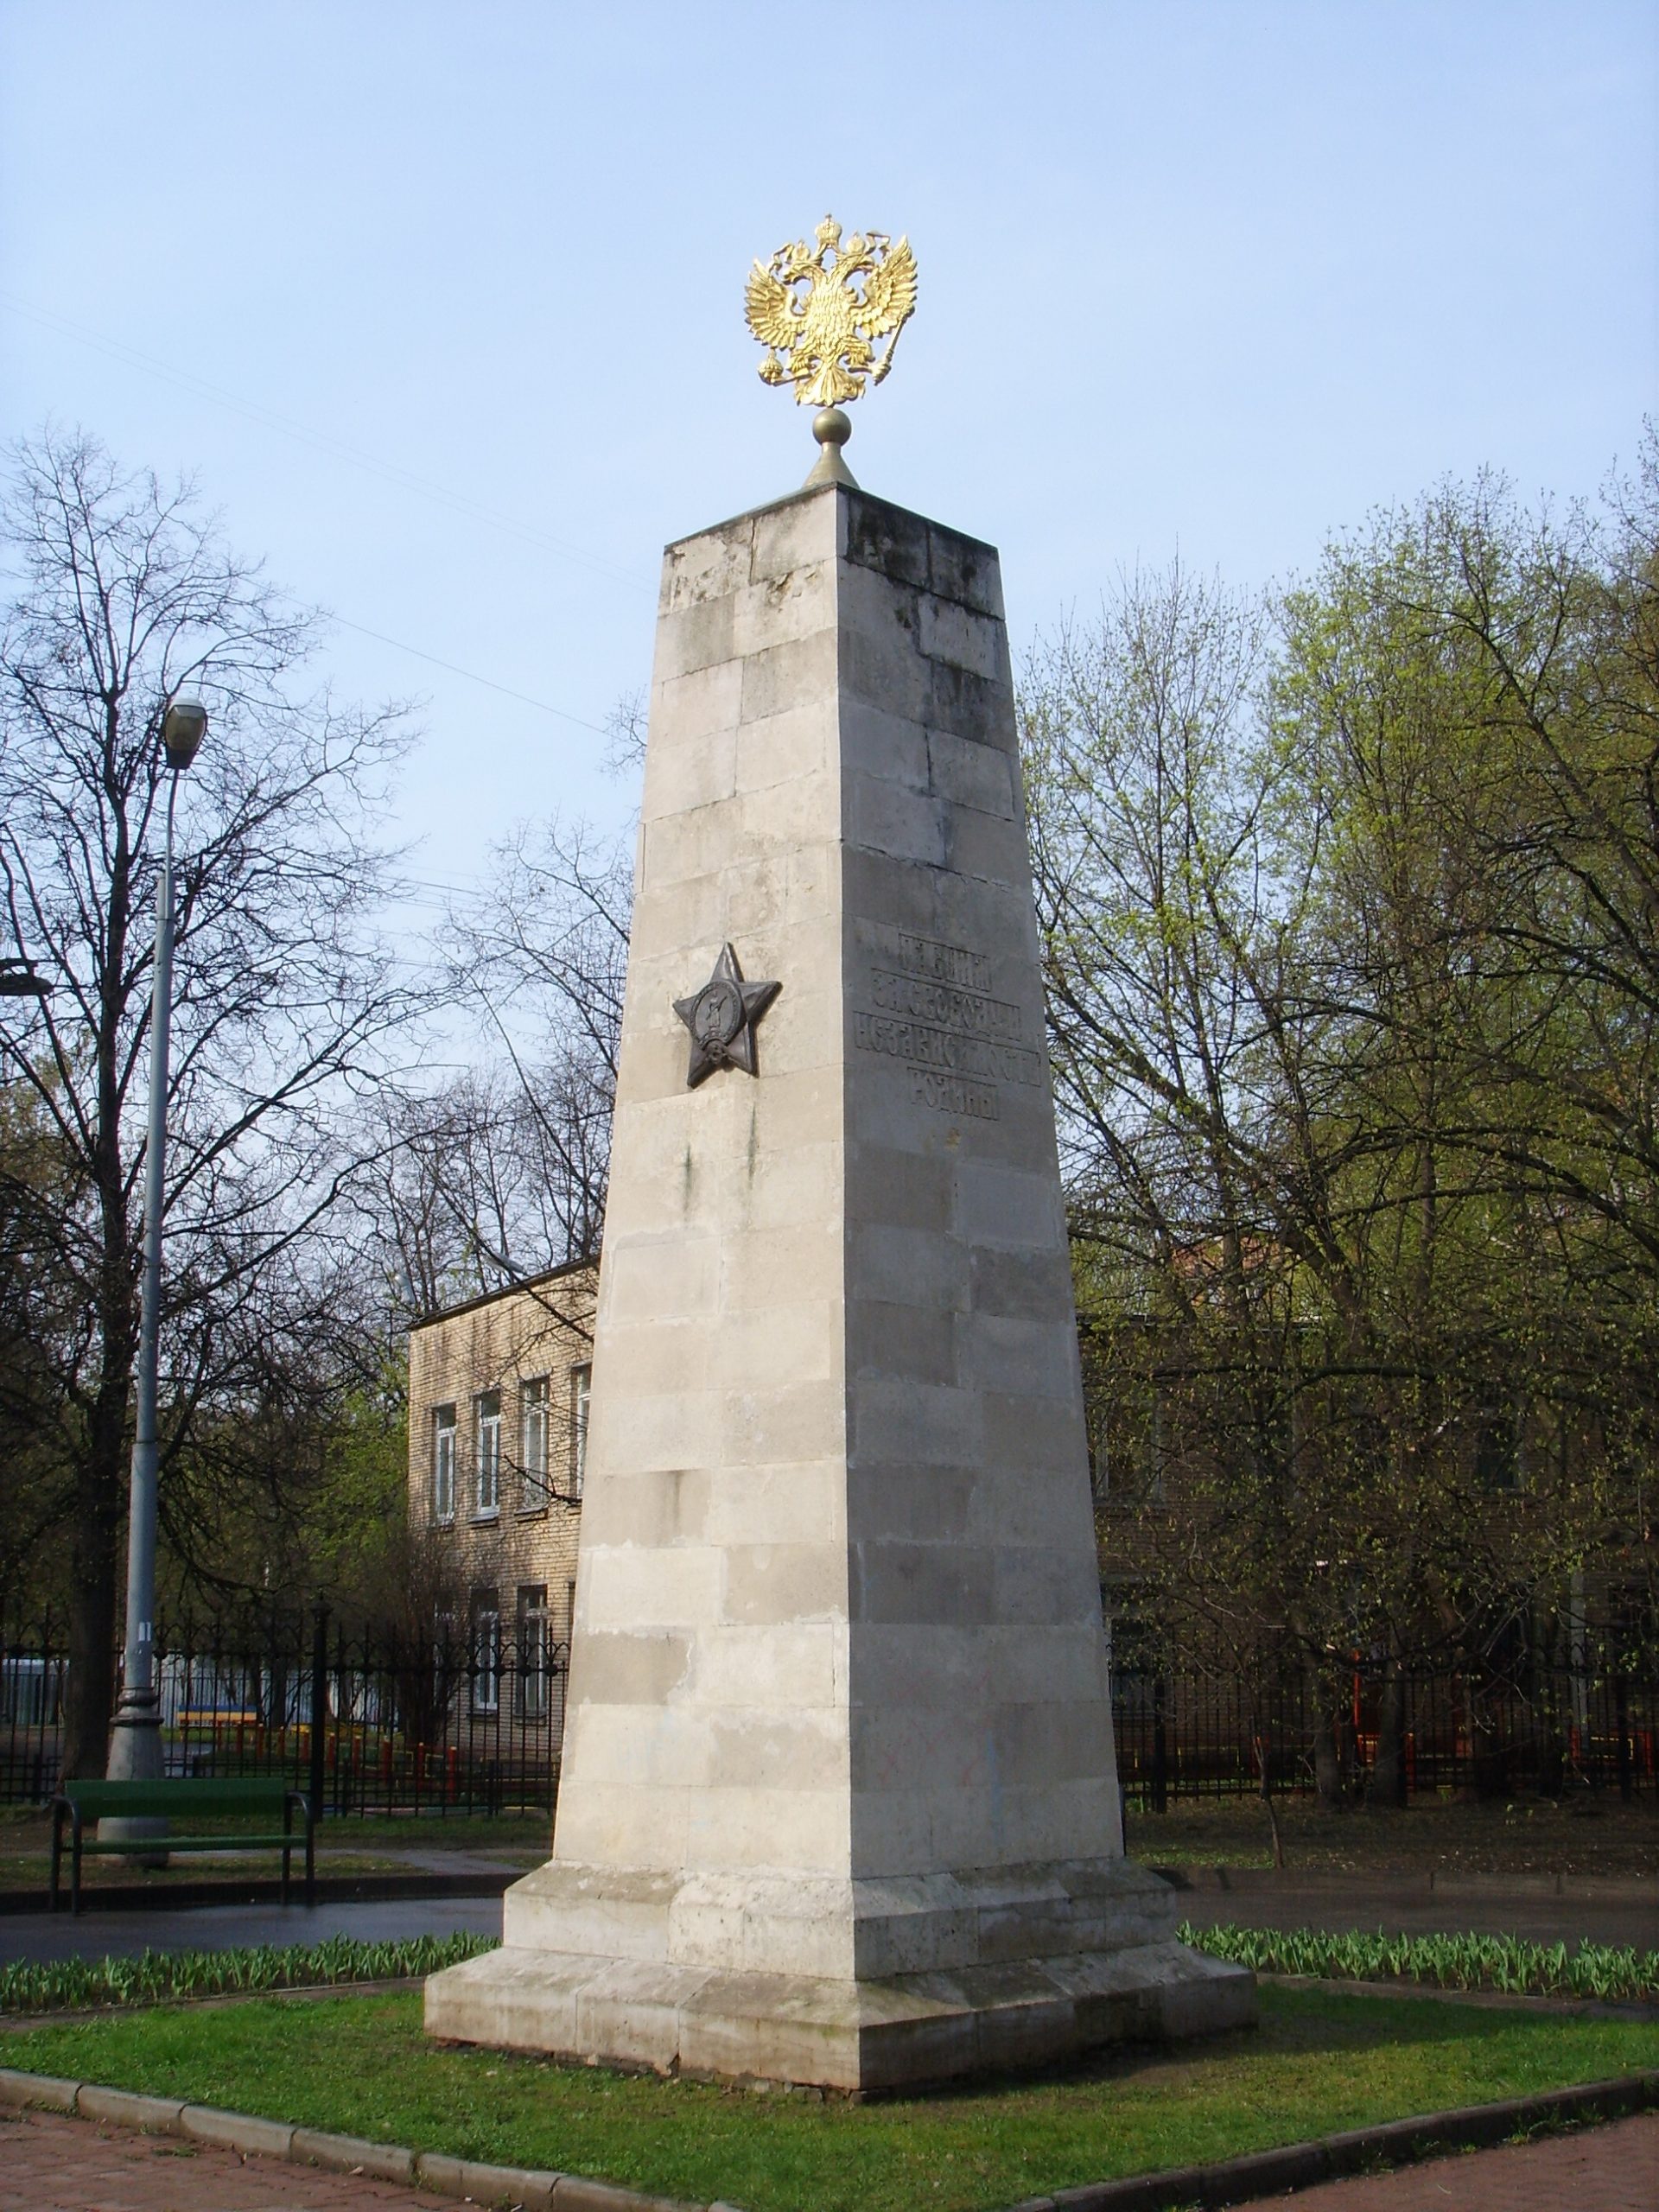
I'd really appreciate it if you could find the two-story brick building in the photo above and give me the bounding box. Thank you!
[406,1258,596,1737]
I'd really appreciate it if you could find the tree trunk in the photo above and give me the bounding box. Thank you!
[1313,1697,1345,1809]
[61,1411,124,1777]
[64,880,137,1782]
[1252,1730,1286,1866]
[1470,1657,1509,1800]
[1371,1662,1409,1808]
[61,1192,134,1779]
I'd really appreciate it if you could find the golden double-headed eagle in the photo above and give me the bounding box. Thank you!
[745,216,918,408]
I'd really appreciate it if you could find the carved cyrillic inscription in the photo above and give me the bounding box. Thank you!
[853,1011,1042,1087]
[870,968,1023,1041]
[911,1069,1000,1119]
[855,928,1043,1118]
[882,929,990,993]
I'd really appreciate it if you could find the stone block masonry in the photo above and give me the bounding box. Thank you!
[424,480,1253,2087]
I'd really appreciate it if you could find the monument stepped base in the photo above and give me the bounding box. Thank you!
[424,1858,1255,2091]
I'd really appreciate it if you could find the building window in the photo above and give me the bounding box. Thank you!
[475,1389,502,1518]
[1476,1407,1520,1493]
[432,1405,457,1524]
[1084,1393,1110,1502]
[569,1363,592,1501]
[518,1585,550,1719]
[472,1590,500,1716]
[520,1376,550,1511]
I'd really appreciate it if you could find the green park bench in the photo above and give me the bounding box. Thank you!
[49,1777,315,1916]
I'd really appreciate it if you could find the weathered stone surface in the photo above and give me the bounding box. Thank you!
[0,2069,80,2112]
[425,1929,1253,2091]
[180,2104,296,2158]
[416,2150,561,2208]
[75,2084,185,2133]
[291,2126,418,2183]
[425,481,1254,2085]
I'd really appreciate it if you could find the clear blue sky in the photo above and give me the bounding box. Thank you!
[3,1,1654,899]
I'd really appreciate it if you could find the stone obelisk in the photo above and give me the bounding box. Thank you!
[426,228,1252,2088]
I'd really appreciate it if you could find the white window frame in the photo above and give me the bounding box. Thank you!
[520,1376,550,1512]
[570,1362,592,1502]
[518,1584,550,1719]
[472,1595,500,1716]
[475,1390,502,1519]
[432,1405,457,1524]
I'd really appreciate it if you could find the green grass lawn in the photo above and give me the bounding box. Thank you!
[4,1986,1656,2212]
[1124,1792,1659,1878]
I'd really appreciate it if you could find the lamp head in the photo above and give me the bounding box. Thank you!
[162,698,208,771]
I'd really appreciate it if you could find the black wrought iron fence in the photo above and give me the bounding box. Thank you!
[1,1613,569,1815]
[1111,1657,1658,1808]
[3,1618,1652,1810]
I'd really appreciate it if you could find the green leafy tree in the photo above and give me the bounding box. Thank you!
[1026,463,1653,1802]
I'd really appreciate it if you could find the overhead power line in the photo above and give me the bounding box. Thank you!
[3,292,635,734]
[0,291,652,593]
[325,613,610,732]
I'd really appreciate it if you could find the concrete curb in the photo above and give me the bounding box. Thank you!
[181,2101,296,2158]
[996,2068,1659,2210]
[0,2067,709,2209]
[290,2124,419,2183]
[2,2061,1655,2211]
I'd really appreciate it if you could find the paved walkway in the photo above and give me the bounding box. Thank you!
[1274,2110,1659,2209]
[0,1897,502,1967]
[2,2103,1655,2212]
[7,1873,1650,1969]
[0,2107,442,2211]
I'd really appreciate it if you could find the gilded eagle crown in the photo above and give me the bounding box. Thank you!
[745,213,918,410]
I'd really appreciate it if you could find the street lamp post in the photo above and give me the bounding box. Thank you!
[105,700,207,1823]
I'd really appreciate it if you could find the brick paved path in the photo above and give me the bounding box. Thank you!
[3,2098,1655,2212]
[0,2107,442,2211]
[1270,2111,1658,2210]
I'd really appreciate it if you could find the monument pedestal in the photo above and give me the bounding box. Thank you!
[429,1857,1246,2089]
[425,482,1253,2088]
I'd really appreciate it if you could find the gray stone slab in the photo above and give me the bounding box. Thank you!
[290,2126,419,2183]
[180,2104,296,2158]
[75,2083,184,2132]
[429,1934,1251,2091]
[0,2068,80,2112]
[416,2152,560,2209]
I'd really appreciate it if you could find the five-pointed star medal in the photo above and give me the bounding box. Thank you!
[673,943,781,1089]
